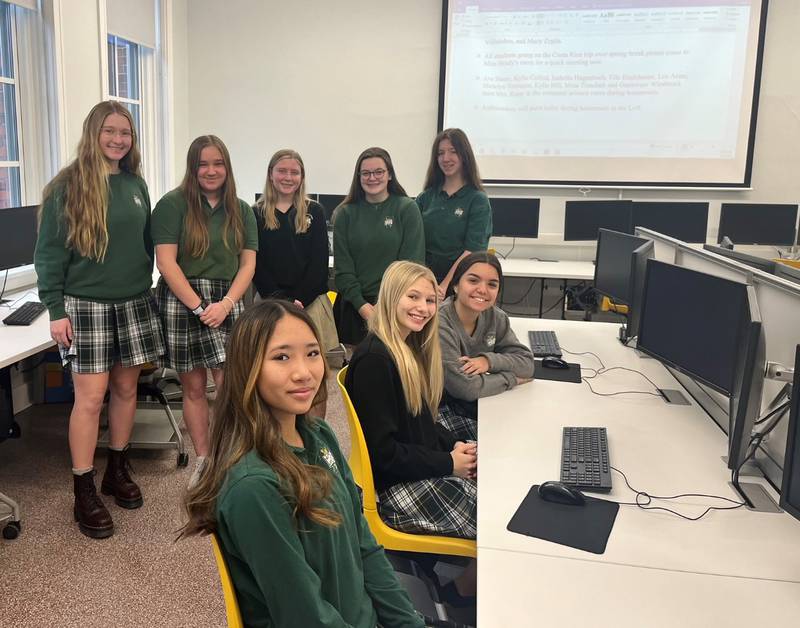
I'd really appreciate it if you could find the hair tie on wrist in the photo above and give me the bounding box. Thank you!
[222,296,236,311]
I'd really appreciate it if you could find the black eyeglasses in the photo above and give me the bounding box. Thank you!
[359,168,387,180]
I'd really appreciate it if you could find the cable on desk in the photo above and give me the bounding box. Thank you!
[561,347,606,371]
[610,466,746,521]
[493,238,515,259]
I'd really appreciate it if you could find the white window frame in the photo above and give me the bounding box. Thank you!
[0,1,25,208]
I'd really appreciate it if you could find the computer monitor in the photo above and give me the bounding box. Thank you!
[779,345,800,521]
[317,194,345,225]
[703,243,777,274]
[631,201,709,243]
[718,203,798,246]
[637,260,764,472]
[0,205,38,271]
[563,200,632,241]
[774,263,800,285]
[490,197,539,238]
[593,229,654,343]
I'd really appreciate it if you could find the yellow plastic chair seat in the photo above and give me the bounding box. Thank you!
[210,533,244,628]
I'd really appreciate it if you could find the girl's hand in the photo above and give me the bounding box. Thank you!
[437,281,448,300]
[50,317,73,347]
[199,302,229,328]
[516,376,533,386]
[451,441,478,479]
[358,303,375,321]
[293,299,304,309]
[459,355,490,376]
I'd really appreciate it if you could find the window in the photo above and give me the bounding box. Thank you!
[107,34,142,136]
[0,1,22,209]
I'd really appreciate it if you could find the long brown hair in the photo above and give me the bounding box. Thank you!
[370,261,443,416]
[256,149,311,233]
[39,101,141,261]
[180,300,339,538]
[422,128,484,192]
[446,250,504,299]
[340,146,408,208]
[180,135,244,258]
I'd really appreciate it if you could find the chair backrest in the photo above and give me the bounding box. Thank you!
[335,366,379,512]
[210,533,244,628]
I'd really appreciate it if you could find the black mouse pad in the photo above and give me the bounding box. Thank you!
[507,485,619,554]
[534,360,581,383]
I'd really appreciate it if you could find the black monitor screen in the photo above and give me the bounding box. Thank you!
[317,194,345,225]
[719,203,798,246]
[564,200,632,241]
[593,229,650,305]
[779,346,800,521]
[637,260,749,395]
[490,198,539,238]
[632,202,709,243]
[0,205,38,271]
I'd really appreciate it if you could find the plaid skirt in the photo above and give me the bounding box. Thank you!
[378,412,478,539]
[61,292,166,374]
[155,277,243,372]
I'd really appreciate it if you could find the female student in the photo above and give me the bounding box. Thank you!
[252,149,337,414]
[181,301,424,628]
[333,147,425,345]
[416,128,492,297]
[438,251,534,423]
[35,101,165,539]
[152,135,258,487]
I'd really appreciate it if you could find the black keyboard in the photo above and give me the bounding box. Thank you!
[560,426,612,492]
[528,330,562,357]
[3,301,46,326]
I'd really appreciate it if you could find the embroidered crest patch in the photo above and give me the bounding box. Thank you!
[485,333,496,348]
[305,214,313,228]
[320,447,339,473]
[454,207,464,218]
[133,194,143,208]
[384,217,394,228]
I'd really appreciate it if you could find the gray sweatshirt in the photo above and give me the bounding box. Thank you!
[438,297,535,402]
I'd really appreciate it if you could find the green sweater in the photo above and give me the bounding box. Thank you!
[34,172,153,320]
[416,184,492,280]
[150,188,258,281]
[333,195,424,310]
[215,417,423,628]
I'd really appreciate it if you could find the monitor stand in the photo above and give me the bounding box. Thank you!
[729,481,782,513]
[658,388,690,405]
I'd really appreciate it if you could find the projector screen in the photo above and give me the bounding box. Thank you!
[439,0,769,187]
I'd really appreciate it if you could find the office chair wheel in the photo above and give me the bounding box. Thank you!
[177,452,189,467]
[2,521,20,540]
[9,420,21,439]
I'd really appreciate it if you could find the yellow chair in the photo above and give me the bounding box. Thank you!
[210,533,244,628]
[600,295,628,315]
[336,367,476,559]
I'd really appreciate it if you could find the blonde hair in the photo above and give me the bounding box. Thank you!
[180,300,339,538]
[39,101,141,261]
[180,135,244,259]
[370,261,443,416]
[256,149,311,233]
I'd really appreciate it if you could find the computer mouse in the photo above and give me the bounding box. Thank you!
[541,357,569,370]
[537,481,586,506]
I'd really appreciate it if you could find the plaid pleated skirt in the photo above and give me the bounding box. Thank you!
[377,410,478,539]
[155,277,243,372]
[61,292,166,374]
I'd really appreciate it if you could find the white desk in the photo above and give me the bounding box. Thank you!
[477,318,800,626]
[498,259,595,319]
[0,289,53,369]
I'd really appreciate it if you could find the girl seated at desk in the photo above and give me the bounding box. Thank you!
[438,252,534,424]
[180,301,423,628]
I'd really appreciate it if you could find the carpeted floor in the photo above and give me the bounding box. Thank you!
[0,373,350,628]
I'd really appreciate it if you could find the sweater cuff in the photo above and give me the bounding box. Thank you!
[47,303,67,320]
[433,450,454,477]
[500,370,516,390]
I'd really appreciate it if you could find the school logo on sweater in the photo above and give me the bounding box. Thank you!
[485,333,496,348]
[305,214,313,228]
[133,194,143,208]
[454,207,464,218]
[320,447,339,473]
[384,217,394,228]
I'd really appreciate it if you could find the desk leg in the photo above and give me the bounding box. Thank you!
[538,280,545,318]
[561,279,568,320]
[0,367,17,440]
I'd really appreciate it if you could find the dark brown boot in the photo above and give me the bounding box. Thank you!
[101,446,143,509]
[73,470,114,539]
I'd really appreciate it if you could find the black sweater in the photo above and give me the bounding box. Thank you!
[345,334,456,491]
[252,201,329,306]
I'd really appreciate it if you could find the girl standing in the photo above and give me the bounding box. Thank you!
[35,101,165,539]
[152,135,257,487]
[252,149,337,418]
[333,147,424,346]
[438,251,534,424]
[416,129,492,298]
[181,301,424,628]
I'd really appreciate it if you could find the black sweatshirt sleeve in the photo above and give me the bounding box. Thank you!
[295,202,329,307]
[251,206,286,300]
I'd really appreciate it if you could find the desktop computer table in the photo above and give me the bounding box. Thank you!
[476,318,800,626]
